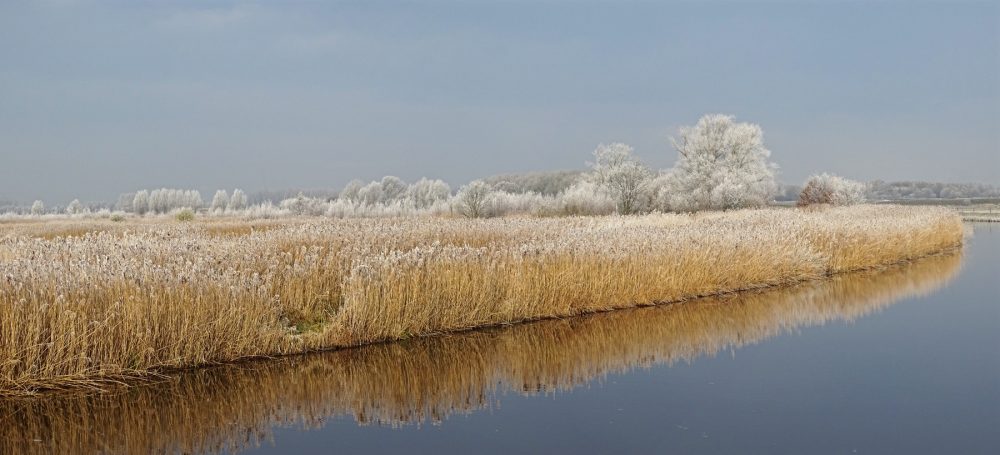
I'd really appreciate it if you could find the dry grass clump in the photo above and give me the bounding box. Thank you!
[0,250,961,455]
[0,205,963,394]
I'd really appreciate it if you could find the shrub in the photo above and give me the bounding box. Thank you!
[175,209,195,222]
[798,173,866,207]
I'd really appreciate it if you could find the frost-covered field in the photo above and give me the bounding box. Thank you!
[0,205,963,395]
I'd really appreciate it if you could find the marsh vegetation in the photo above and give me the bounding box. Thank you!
[0,205,962,395]
[0,248,965,454]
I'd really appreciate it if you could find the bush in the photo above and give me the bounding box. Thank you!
[175,209,195,222]
[110,213,126,222]
[798,173,866,207]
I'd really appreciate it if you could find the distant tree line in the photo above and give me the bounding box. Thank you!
[5,113,998,218]
[865,180,1000,200]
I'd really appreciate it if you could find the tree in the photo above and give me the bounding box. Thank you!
[798,173,866,206]
[115,193,134,212]
[339,179,364,203]
[456,180,493,218]
[587,143,652,214]
[31,200,44,215]
[407,178,451,208]
[66,199,83,215]
[380,176,407,202]
[357,181,384,205]
[229,189,247,211]
[211,190,230,213]
[133,190,150,215]
[659,114,777,211]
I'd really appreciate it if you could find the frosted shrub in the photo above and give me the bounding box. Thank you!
[659,114,778,212]
[280,192,329,216]
[175,208,195,222]
[559,181,616,216]
[241,202,287,219]
[30,200,44,216]
[487,191,559,217]
[799,173,866,206]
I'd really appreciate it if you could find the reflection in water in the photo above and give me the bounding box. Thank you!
[1,252,962,455]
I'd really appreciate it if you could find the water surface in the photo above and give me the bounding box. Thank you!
[4,225,998,454]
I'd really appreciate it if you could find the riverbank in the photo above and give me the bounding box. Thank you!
[0,205,964,395]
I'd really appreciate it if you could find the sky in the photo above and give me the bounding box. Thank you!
[1,0,998,204]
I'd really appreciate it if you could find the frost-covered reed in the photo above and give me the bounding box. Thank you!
[0,205,963,394]
[0,250,962,454]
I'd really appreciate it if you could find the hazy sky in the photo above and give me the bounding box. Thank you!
[1,1,997,204]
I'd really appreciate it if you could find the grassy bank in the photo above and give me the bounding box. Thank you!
[0,251,962,454]
[0,205,963,395]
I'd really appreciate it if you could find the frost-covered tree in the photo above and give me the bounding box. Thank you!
[66,199,83,215]
[660,114,777,212]
[482,170,583,196]
[587,143,652,215]
[145,188,204,214]
[339,179,364,203]
[380,176,408,202]
[798,173,866,206]
[185,190,204,210]
[115,193,134,212]
[211,190,230,213]
[283,192,309,215]
[229,189,247,211]
[133,190,150,215]
[279,192,327,216]
[31,200,44,215]
[407,178,451,208]
[456,180,493,218]
[357,181,384,206]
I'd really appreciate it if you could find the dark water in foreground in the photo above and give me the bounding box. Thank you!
[4,225,998,454]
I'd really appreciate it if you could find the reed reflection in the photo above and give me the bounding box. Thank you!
[0,252,962,455]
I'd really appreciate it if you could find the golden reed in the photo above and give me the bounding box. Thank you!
[0,251,962,455]
[0,205,963,395]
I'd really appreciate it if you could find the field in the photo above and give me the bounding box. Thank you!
[0,205,964,395]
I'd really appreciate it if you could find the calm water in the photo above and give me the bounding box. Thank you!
[5,225,998,454]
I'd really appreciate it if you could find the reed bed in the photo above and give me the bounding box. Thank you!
[0,205,963,395]
[0,250,962,455]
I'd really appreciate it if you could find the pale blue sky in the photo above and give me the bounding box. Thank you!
[1,1,997,203]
